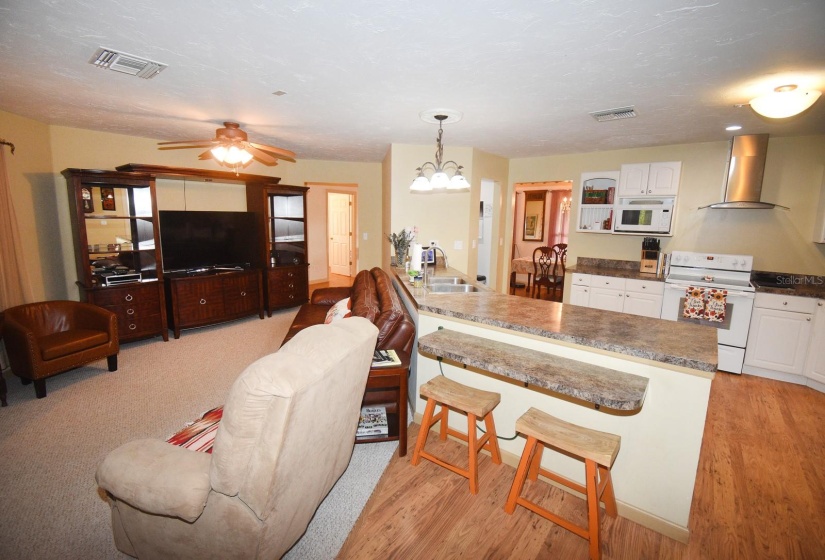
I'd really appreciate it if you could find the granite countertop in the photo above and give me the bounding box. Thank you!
[750,271,825,299]
[418,329,649,411]
[566,257,665,282]
[393,267,717,373]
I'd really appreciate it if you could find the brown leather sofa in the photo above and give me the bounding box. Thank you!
[281,267,415,354]
[4,301,119,399]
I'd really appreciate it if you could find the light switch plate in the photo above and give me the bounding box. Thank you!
[453,240,463,250]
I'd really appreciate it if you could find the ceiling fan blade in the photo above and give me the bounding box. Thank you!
[245,145,278,166]
[246,141,297,162]
[197,148,214,160]
[157,139,216,146]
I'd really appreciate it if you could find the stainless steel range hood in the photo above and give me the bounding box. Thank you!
[701,134,786,209]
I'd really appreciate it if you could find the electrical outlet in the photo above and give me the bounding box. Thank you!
[362,232,368,240]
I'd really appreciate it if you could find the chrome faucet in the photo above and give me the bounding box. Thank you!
[431,245,449,269]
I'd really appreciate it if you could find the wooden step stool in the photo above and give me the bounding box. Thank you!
[411,375,502,494]
[505,407,620,560]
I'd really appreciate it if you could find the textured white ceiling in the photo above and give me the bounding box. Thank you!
[1,0,824,162]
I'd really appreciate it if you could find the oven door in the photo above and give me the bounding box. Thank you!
[661,282,754,348]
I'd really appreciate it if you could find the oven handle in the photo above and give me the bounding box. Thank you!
[664,283,755,299]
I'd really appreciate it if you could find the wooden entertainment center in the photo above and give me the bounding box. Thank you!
[64,165,310,340]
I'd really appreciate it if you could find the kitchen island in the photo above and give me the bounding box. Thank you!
[392,267,717,543]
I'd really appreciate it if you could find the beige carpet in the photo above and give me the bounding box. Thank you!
[0,309,395,559]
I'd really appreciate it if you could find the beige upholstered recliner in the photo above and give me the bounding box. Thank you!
[96,317,379,559]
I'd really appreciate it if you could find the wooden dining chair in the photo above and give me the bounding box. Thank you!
[532,244,567,301]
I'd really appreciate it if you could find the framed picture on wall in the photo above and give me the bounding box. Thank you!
[81,187,94,213]
[100,187,116,211]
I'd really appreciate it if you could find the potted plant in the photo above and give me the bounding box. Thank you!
[386,227,416,267]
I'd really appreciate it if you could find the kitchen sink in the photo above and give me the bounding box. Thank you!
[426,276,466,285]
[426,284,478,293]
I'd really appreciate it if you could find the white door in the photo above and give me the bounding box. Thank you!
[618,163,649,196]
[328,193,352,277]
[804,301,825,384]
[623,291,663,318]
[744,307,813,375]
[647,162,682,196]
[589,287,625,312]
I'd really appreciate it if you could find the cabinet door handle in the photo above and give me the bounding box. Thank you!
[807,317,812,321]
[783,301,788,306]
[240,291,247,296]
[127,308,135,315]
[199,298,207,305]
[288,272,294,278]
[288,283,294,289]
[125,294,134,302]
[129,324,137,330]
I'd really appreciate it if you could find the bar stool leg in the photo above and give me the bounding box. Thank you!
[467,413,480,494]
[411,397,437,466]
[585,460,601,560]
[483,412,502,464]
[439,404,449,440]
[504,436,538,514]
[527,443,544,481]
[599,465,618,518]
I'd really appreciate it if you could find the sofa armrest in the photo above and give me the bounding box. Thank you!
[311,287,352,306]
[96,439,212,522]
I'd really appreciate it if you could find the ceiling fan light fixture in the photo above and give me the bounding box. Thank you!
[749,84,822,118]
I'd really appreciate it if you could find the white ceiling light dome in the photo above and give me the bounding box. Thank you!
[749,85,821,118]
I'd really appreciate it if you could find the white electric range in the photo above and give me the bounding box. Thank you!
[660,251,755,373]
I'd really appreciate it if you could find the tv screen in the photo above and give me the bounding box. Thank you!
[159,210,258,272]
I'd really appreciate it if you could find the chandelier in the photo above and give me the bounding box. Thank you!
[410,114,470,191]
[560,196,571,214]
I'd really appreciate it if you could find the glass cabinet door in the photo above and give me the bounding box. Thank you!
[268,193,306,266]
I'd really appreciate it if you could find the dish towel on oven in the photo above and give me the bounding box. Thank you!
[704,288,727,322]
[683,286,705,319]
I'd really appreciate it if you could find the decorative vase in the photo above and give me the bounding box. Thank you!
[394,247,407,268]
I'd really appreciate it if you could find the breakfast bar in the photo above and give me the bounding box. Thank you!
[392,267,717,543]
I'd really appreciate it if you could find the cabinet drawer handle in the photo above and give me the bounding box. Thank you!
[819,302,823,307]
[783,301,788,306]
[240,291,247,297]
[807,317,812,321]
[125,294,134,302]
[127,308,135,315]
[129,324,137,331]
[288,272,294,277]
[288,283,294,289]
[200,298,207,305]
[288,294,294,299]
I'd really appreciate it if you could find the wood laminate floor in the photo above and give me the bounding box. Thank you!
[338,373,825,559]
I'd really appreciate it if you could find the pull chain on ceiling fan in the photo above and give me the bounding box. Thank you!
[158,122,296,174]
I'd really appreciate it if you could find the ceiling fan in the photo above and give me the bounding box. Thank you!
[157,122,296,173]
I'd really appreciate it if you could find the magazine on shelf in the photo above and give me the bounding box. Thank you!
[357,405,389,436]
[371,348,401,368]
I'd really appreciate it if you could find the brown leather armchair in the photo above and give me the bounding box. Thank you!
[4,301,119,399]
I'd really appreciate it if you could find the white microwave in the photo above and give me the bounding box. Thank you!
[614,199,674,234]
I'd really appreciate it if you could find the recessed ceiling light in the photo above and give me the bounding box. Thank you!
[726,125,742,131]
[272,90,287,96]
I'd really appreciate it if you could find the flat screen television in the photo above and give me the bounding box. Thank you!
[159,210,258,272]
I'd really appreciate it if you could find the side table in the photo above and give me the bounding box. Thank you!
[356,349,410,456]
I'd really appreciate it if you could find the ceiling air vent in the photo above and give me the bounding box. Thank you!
[589,106,637,122]
[89,47,167,79]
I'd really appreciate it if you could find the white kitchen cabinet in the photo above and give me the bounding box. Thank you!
[623,279,665,318]
[744,293,815,377]
[573,273,664,317]
[569,273,591,307]
[618,162,681,197]
[588,276,626,313]
[804,300,825,386]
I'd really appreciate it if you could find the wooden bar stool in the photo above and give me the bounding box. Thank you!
[411,375,502,494]
[504,408,620,560]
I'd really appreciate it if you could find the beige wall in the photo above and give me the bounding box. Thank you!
[1,112,383,300]
[508,136,825,288]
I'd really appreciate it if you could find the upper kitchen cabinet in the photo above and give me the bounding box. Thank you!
[576,171,618,233]
[617,162,682,197]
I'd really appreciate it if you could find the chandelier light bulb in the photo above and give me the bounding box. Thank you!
[410,174,432,191]
[749,84,822,119]
[448,173,470,190]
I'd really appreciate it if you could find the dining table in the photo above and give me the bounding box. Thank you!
[510,256,535,295]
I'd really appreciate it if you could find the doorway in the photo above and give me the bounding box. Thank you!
[327,191,355,277]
